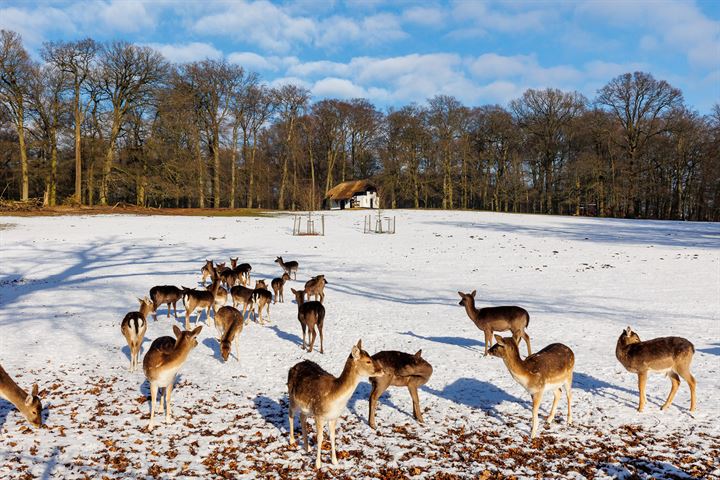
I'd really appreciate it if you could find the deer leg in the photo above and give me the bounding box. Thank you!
[315,417,324,469]
[185,306,192,330]
[148,382,158,431]
[300,413,310,452]
[173,301,178,318]
[637,372,648,412]
[235,336,240,362]
[530,392,542,439]
[547,388,561,425]
[165,382,174,424]
[368,377,390,430]
[318,323,324,354]
[408,384,423,424]
[300,321,307,350]
[329,419,338,465]
[661,372,680,410]
[288,407,296,445]
[308,326,316,353]
[483,329,492,356]
[522,331,532,356]
[564,376,573,425]
[676,364,697,411]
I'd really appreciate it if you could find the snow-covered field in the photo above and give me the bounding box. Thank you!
[1,210,718,479]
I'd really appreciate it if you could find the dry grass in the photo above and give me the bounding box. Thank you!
[0,204,274,217]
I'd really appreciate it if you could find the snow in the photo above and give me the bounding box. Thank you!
[0,210,718,479]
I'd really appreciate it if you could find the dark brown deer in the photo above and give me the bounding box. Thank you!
[287,340,382,468]
[214,306,244,362]
[121,297,153,372]
[275,256,298,280]
[368,350,433,429]
[616,327,696,412]
[0,364,43,428]
[230,257,238,269]
[458,290,531,356]
[304,275,327,303]
[200,259,216,286]
[219,268,239,289]
[251,286,272,324]
[182,281,222,329]
[271,273,291,304]
[234,262,252,286]
[291,288,325,353]
[149,285,182,320]
[230,285,254,318]
[208,278,228,310]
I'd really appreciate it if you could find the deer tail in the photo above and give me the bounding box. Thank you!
[525,311,530,328]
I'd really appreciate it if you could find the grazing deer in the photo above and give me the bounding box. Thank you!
[149,285,182,320]
[143,325,202,431]
[287,340,382,468]
[458,290,531,356]
[251,287,272,325]
[271,273,291,304]
[200,259,216,286]
[215,306,244,362]
[275,256,298,280]
[304,275,328,303]
[234,262,252,286]
[0,364,42,428]
[230,285,255,319]
[182,281,222,329]
[121,297,152,372]
[615,327,696,412]
[291,288,325,353]
[489,335,574,439]
[368,350,433,429]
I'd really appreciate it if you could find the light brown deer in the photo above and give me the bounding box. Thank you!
[142,325,202,431]
[304,275,327,303]
[458,290,531,356]
[0,364,42,428]
[251,286,272,325]
[121,297,152,372]
[230,285,254,319]
[287,340,382,469]
[271,272,291,304]
[208,279,228,310]
[215,306,244,362]
[616,327,696,412]
[368,350,433,429]
[291,288,325,353]
[200,259,216,286]
[489,335,574,439]
[149,285,182,320]
[182,281,222,329]
[275,256,299,280]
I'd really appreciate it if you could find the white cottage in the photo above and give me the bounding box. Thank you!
[323,180,380,210]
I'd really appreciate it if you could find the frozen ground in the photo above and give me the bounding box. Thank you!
[0,210,718,479]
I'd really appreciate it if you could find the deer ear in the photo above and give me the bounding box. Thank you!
[494,334,504,344]
[625,326,632,335]
[191,326,203,337]
[291,288,297,294]
[32,384,39,397]
[24,394,33,406]
[172,325,182,338]
[351,345,361,359]
[471,290,476,298]
[356,339,363,350]
[414,350,422,358]
[457,291,464,297]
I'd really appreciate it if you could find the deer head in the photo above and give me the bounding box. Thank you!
[488,334,519,359]
[618,326,641,347]
[350,340,383,377]
[457,290,476,307]
[22,384,42,428]
[172,325,202,351]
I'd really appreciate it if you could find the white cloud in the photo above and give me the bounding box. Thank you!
[146,42,222,63]
[402,6,447,28]
[451,2,555,34]
[0,6,74,47]
[228,52,277,71]
[312,77,367,99]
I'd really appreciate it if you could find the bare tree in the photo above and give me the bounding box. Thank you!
[276,84,309,210]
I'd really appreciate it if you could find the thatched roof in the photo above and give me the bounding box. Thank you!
[325,180,377,201]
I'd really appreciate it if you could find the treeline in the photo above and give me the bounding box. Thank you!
[1,30,719,220]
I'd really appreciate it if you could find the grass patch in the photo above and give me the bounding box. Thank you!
[0,205,276,218]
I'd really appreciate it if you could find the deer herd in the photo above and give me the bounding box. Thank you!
[0,255,699,470]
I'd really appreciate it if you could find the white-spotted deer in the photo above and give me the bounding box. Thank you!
[121,297,153,372]
[489,335,574,439]
[368,350,433,429]
[616,327,696,412]
[275,256,298,280]
[149,285,183,320]
[458,290,531,356]
[271,273,291,304]
[287,340,382,468]
[215,306,244,362]
[142,325,202,431]
[0,364,42,428]
[304,275,327,303]
[291,288,325,353]
[234,262,252,286]
[200,260,216,286]
[182,281,222,329]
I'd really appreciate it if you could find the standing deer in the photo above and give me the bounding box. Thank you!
[230,257,238,269]
[368,350,433,429]
[615,327,696,412]
[489,335,574,439]
[234,262,252,286]
[0,364,42,428]
[458,290,531,356]
[121,297,152,372]
[149,285,182,320]
[182,281,222,329]
[200,260,216,286]
[208,278,228,310]
[275,256,299,280]
[271,273,291,304]
[251,286,272,325]
[215,306,244,362]
[291,288,325,353]
[219,268,239,289]
[287,340,382,469]
[143,325,202,431]
[304,275,328,303]
[230,284,255,320]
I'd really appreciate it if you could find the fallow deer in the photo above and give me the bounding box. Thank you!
[304,275,328,303]
[287,340,382,468]
[200,259,216,286]
[489,335,574,439]
[182,281,222,329]
[230,257,238,269]
[458,290,531,356]
[208,278,228,310]
[215,306,244,362]
[219,268,239,289]
[121,297,152,372]
[0,364,42,428]
[142,325,202,431]
[251,286,272,325]
[149,285,182,320]
[271,273,291,304]
[275,256,298,280]
[234,262,252,286]
[230,285,255,319]
[615,327,696,412]
[291,288,325,353]
[368,350,433,429]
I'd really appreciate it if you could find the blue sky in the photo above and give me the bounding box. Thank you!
[2,0,718,112]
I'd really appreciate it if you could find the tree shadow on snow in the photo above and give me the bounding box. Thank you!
[573,372,638,408]
[253,394,287,433]
[346,382,399,422]
[400,331,484,352]
[600,456,696,480]
[698,343,720,356]
[267,325,304,350]
[423,377,528,420]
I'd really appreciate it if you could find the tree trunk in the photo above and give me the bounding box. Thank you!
[213,129,220,208]
[74,81,82,203]
[49,131,58,206]
[196,136,205,208]
[100,117,121,206]
[16,103,29,201]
